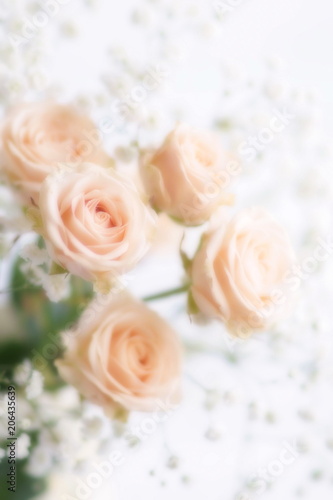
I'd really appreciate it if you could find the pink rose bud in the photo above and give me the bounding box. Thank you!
[140,123,236,226]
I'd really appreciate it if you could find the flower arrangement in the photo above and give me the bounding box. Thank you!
[0,97,299,399]
[0,1,332,499]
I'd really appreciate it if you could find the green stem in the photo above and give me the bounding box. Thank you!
[143,284,189,302]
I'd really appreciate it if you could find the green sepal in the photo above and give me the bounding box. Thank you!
[49,261,67,275]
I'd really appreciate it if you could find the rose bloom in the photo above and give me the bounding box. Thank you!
[0,102,109,204]
[56,293,182,414]
[140,123,236,226]
[191,208,296,336]
[38,163,156,289]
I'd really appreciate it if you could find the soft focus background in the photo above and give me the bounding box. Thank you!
[0,0,333,499]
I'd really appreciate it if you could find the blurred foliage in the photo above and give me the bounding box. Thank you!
[0,254,94,389]
[0,458,46,500]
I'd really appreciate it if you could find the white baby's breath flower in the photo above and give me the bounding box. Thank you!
[16,398,37,429]
[17,433,31,459]
[13,360,33,386]
[0,398,5,419]
[20,418,33,432]
[37,391,80,424]
[25,444,53,477]
[53,419,81,447]
[53,417,99,466]
[21,244,49,266]
[25,370,44,400]
[52,386,81,411]
[82,416,104,437]
[20,248,71,302]
[43,274,71,302]
[0,186,32,234]
[20,261,45,287]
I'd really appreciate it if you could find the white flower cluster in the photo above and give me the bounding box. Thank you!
[0,0,50,105]
[0,360,114,481]
[20,242,71,302]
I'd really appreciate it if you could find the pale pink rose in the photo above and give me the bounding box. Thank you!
[0,102,109,204]
[140,123,236,226]
[55,292,182,414]
[191,208,296,336]
[38,163,156,289]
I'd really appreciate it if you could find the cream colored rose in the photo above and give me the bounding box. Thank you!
[0,102,109,204]
[55,293,182,414]
[140,123,236,226]
[38,163,156,288]
[191,208,296,335]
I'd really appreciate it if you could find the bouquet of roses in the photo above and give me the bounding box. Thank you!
[0,100,296,423]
